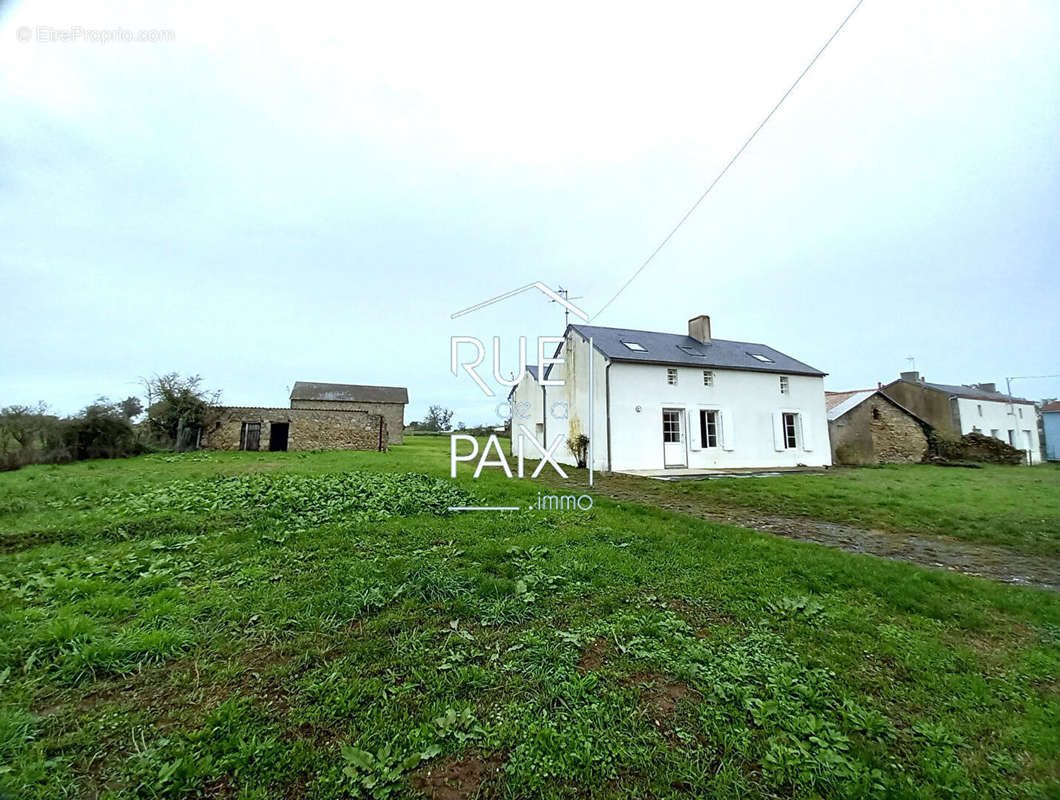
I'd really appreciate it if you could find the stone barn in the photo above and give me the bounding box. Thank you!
[826,389,930,465]
[202,407,388,452]
[290,381,408,445]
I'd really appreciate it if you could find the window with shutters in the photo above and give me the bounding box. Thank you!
[699,410,719,448]
[782,413,798,449]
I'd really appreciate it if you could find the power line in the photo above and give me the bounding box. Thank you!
[591,0,867,322]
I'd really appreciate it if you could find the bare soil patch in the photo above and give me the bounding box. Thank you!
[577,638,608,674]
[413,752,506,800]
[628,672,699,732]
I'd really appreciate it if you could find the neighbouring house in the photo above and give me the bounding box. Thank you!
[1042,400,1060,461]
[880,372,1041,464]
[290,381,408,445]
[509,315,831,473]
[201,406,388,452]
[826,389,930,465]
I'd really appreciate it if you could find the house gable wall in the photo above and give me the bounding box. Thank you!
[829,397,927,465]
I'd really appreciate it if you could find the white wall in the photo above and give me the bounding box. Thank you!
[508,370,545,456]
[534,330,609,470]
[956,397,1041,464]
[606,362,831,471]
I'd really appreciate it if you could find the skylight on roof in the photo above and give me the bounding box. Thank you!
[677,345,708,357]
[749,353,774,363]
[621,341,646,352]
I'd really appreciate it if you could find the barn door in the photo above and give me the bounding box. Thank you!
[240,422,261,451]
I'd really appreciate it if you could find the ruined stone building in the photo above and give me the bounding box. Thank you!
[826,389,930,465]
[201,381,408,452]
[289,382,408,445]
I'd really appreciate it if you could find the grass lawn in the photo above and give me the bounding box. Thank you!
[608,462,1060,557]
[1,438,1058,799]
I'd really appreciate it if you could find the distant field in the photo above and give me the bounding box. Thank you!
[1,439,1058,799]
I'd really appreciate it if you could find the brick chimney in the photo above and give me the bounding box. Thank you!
[976,382,996,393]
[900,371,919,382]
[688,315,711,344]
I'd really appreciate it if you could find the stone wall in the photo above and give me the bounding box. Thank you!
[202,407,387,452]
[289,400,405,445]
[881,381,959,435]
[830,396,928,465]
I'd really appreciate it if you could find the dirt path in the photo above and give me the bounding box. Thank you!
[540,472,1060,593]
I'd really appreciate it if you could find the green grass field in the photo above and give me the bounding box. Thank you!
[637,462,1060,556]
[1,439,1058,799]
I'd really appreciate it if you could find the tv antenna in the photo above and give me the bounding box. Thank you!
[551,286,584,328]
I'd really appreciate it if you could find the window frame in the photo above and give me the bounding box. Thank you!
[666,368,678,386]
[781,412,798,449]
[662,409,681,443]
[703,370,714,387]
[699,409,719,448]
[779,375,789,395]
[621,340,646,352]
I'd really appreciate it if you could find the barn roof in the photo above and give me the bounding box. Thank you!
[290,381,408,404]
[566,324,826,377]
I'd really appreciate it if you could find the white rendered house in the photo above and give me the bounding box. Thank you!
[881,373,1042,464]
[509,315,831,473]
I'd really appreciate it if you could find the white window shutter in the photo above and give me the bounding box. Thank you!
[688,409,701,451]
[772,411,785,451]
[722,409,735,451]
[800,413,813,451]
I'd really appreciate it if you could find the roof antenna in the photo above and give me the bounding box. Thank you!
[905,356,916,371]
[551,285,584,328]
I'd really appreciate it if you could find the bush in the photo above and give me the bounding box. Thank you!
[62,401,144,461]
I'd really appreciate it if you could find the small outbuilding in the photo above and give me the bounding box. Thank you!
[290,381,408,445]
[826,389,930,465]
[202,407,388,452]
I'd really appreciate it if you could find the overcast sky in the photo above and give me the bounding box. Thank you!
[2,0,1058,424]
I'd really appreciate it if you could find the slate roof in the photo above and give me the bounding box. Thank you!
[889,378,1034,405]
[290,381,408,404]
[566,324,826,376]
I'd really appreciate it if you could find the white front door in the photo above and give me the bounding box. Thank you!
[662,408,686,467]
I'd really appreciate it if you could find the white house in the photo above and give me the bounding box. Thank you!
[881,372,1042,464]
[509,315,831,473]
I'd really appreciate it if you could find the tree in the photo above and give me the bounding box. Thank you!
[422,405,454,432]
[63,399,140,461]
[119,396,144,420]
[0,403,62,467]
[143,373,221,448]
